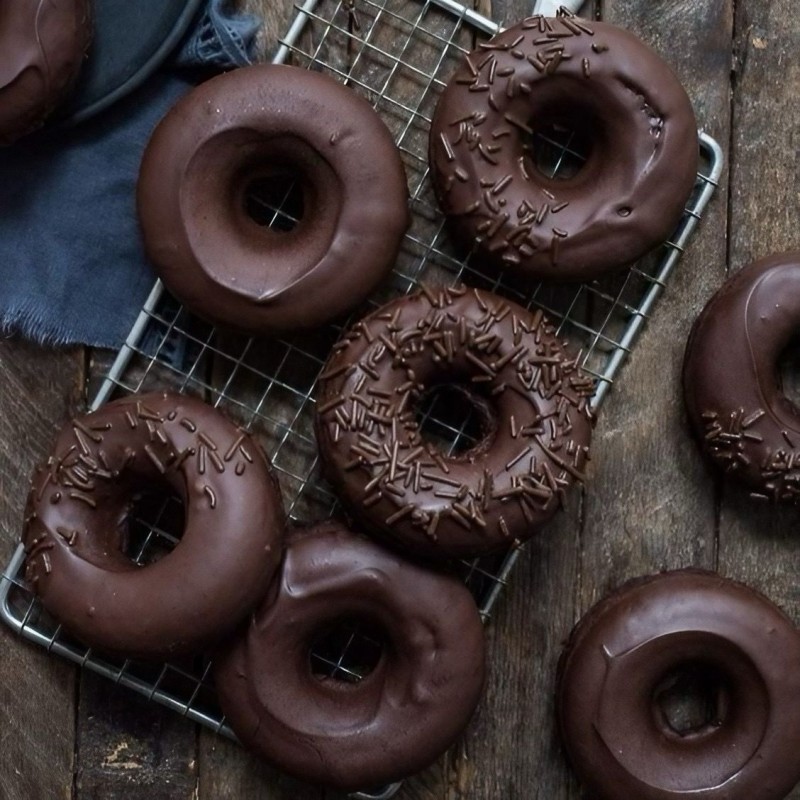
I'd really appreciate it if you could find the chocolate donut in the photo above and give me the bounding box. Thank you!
[137,64,410,335]
[429,13,698,282]
[314,285,594,559]
[557,570,800,800]
[684,252,800,504]
[22,392,285,660]
[213,521,486,792]
[0,0,92,145]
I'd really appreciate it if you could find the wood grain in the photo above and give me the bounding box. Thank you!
[563,0,734,796]
[713,0,800,792]
[718,4,800,767]
[577,0,733,591]
[0,342,83,800]
[74,674,197,800]
[0,0,755,798]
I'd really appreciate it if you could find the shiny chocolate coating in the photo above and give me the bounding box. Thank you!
[0,0,92,145]
[684,252,800,504]
[314,285,594,560]
[213,521,486,792]
[429,14,698,282]
[557,570,800,800]
[23,392,285,660]
[137,64,410,335]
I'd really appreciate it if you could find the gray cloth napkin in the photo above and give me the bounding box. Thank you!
[0,0,261,349]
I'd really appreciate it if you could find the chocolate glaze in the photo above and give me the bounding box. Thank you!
[137,64,410,335]
[683,252,800,504]
[0,0,92,146]
[557,569,800,800]
[213,521,486,792]
[314,285,594,560]
[23,392,285,660]
[429,13,698,282]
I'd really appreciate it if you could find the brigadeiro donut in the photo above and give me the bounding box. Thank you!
[557,570,800,800]
[0,0,92,145]
[314,285,594,560]
[137,64,410,335]
[684,252,800,504]
[22,392,285,660]
[429,12,698,282]
[213,521,486,792]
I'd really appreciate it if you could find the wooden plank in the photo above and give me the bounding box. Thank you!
[570,0,733,796]
[716,2,800,795]
[197,738,323,800]
[463,499,583,800]
[74,674,197,799]
[0,342,83,800]
[719,0,800,683]
[248,0,298,61]
[578,0,733,585]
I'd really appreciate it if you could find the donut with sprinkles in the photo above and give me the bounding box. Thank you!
[23,392,285,659]
[314,285,595,559]
[429,12,698,282]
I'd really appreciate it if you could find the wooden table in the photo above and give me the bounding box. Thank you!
[2,0,793,797]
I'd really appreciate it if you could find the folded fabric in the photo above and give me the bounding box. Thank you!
[0,0,262,349]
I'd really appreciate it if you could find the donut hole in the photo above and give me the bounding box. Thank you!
[777,331,800,411]
[182,131,342,297]
[126,488,186,565]
[243,173,305,233]
[652,661,731,738]
[309,616,386,683]
[70,480,186,571]
[415,384,493,456]
[530,121,591,181]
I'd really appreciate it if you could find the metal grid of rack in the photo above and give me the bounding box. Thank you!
[0,2,722,799]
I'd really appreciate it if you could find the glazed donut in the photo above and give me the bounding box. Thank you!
[314,285,594,560]
[137,64,409,335]
[22,392,285,660]
[684,252,800,504]
[213,521,486,792]
[0,0,92,146]
[557,570,800,800]
[429,13,698,282]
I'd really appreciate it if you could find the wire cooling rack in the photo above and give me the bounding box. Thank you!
[1,2,722,798]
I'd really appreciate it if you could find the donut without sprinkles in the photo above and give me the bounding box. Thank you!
[557,570,800,800]
[22,392,285,660]
[314,285,595,560]
[137,64,409,335]
[213,521,486,792]
[429,13,698,282]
